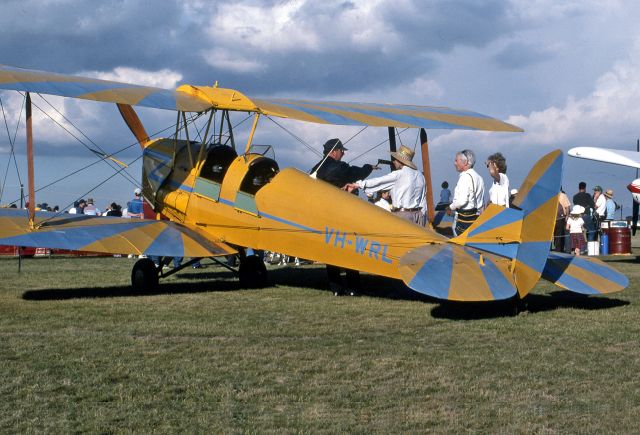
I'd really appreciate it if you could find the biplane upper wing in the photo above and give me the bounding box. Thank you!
[0,208,236,257]
[0,64,522,131]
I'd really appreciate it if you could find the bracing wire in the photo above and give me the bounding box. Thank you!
[0,94,25,202]
[342,125,368,147]
[347,127,410,164]
[27,92,139,186]
[36,153,144,226]
[263,115,322,157]
[6,117,186,206]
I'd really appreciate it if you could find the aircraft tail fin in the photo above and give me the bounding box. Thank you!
[398,150,563,301]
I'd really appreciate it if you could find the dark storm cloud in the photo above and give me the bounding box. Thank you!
[492,41,554,69]
[0,0,204,73]
[379,0,515,52]
[0,0,520,95]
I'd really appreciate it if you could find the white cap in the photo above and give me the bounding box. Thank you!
[510,189,518,195]
[134,188,141,195]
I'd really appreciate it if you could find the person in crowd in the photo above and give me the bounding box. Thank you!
[555,188,571,252]
[374,190,392,211]
[348,145,426,225]
[486,152,509,207]
[438,181,451,209]
[566,205,586,256]
[593,185,606,222]
[573,181,596,241]
[604,189,616,220]
[311,138,375,297]
[446,149,485,236]
[509,189,520,209]
[106,202,123,217]
[83,198,101,216]
[127,188,144,219]
[69,200,80,214]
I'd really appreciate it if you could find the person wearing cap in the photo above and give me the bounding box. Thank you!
[573,181,596,241]
[485,152,509,207]
[127,188,144,219]
[446,149,485,236]
[347,144,426,226]
[593,185,606,220]
[311,138,375,296]
[604,189,616,220]
[566,205,586,255]
[310,138,374,189]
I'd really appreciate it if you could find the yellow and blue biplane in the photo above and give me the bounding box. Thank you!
[0,64,628,301]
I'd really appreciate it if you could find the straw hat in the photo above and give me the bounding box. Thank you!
[390,145,417,170]
[604,189,614,198]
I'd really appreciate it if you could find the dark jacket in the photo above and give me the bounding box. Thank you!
[573,191,595,214]
[311,157,373,188]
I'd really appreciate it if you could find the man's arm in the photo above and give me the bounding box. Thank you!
[449,175,470,211]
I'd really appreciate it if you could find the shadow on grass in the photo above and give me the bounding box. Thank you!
[267,266,441,302]
[22,277,244,301]
[602,255,640,264]
[430,291,629,320]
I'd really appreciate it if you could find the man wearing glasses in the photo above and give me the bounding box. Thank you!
[446,149,485,236]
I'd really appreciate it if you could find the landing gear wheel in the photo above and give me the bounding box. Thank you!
[131,258,159,291]
[238,255,268,288]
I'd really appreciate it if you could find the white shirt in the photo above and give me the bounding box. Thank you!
[488,173,509,207]
[595,194,606,217]
[450,168,485,212]
[375,198,392,211]
[356,166,426,210]
[567,216,584,233]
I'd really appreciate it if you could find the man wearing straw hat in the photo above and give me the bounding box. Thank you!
[604,189,616,220]
[348,144,426,226]
[446,149,485,236]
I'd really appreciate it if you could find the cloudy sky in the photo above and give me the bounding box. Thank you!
[1,0,639,215]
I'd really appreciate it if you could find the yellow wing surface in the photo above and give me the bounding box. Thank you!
[0,209,236,257]
[0,64,522,131]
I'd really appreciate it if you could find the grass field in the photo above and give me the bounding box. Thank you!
[1,253,640,432]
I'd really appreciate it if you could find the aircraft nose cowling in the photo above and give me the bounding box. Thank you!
[398,243,517,302]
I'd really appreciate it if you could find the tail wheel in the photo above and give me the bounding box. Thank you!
[131,258,159,291]
[238,255,268,288]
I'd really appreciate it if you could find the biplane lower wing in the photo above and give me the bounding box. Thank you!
[0,209,236,258]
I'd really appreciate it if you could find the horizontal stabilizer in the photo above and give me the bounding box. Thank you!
[451,204,523,258]
[398,243,517,301]
[0,209,235,258]
[542,252,628,295]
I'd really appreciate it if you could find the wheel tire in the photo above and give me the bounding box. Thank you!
[131,258,159,291]
[238,255,268,288]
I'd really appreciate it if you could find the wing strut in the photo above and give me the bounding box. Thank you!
[244,113,260,154]
[420,129,435,225]
[25,93,35,230]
